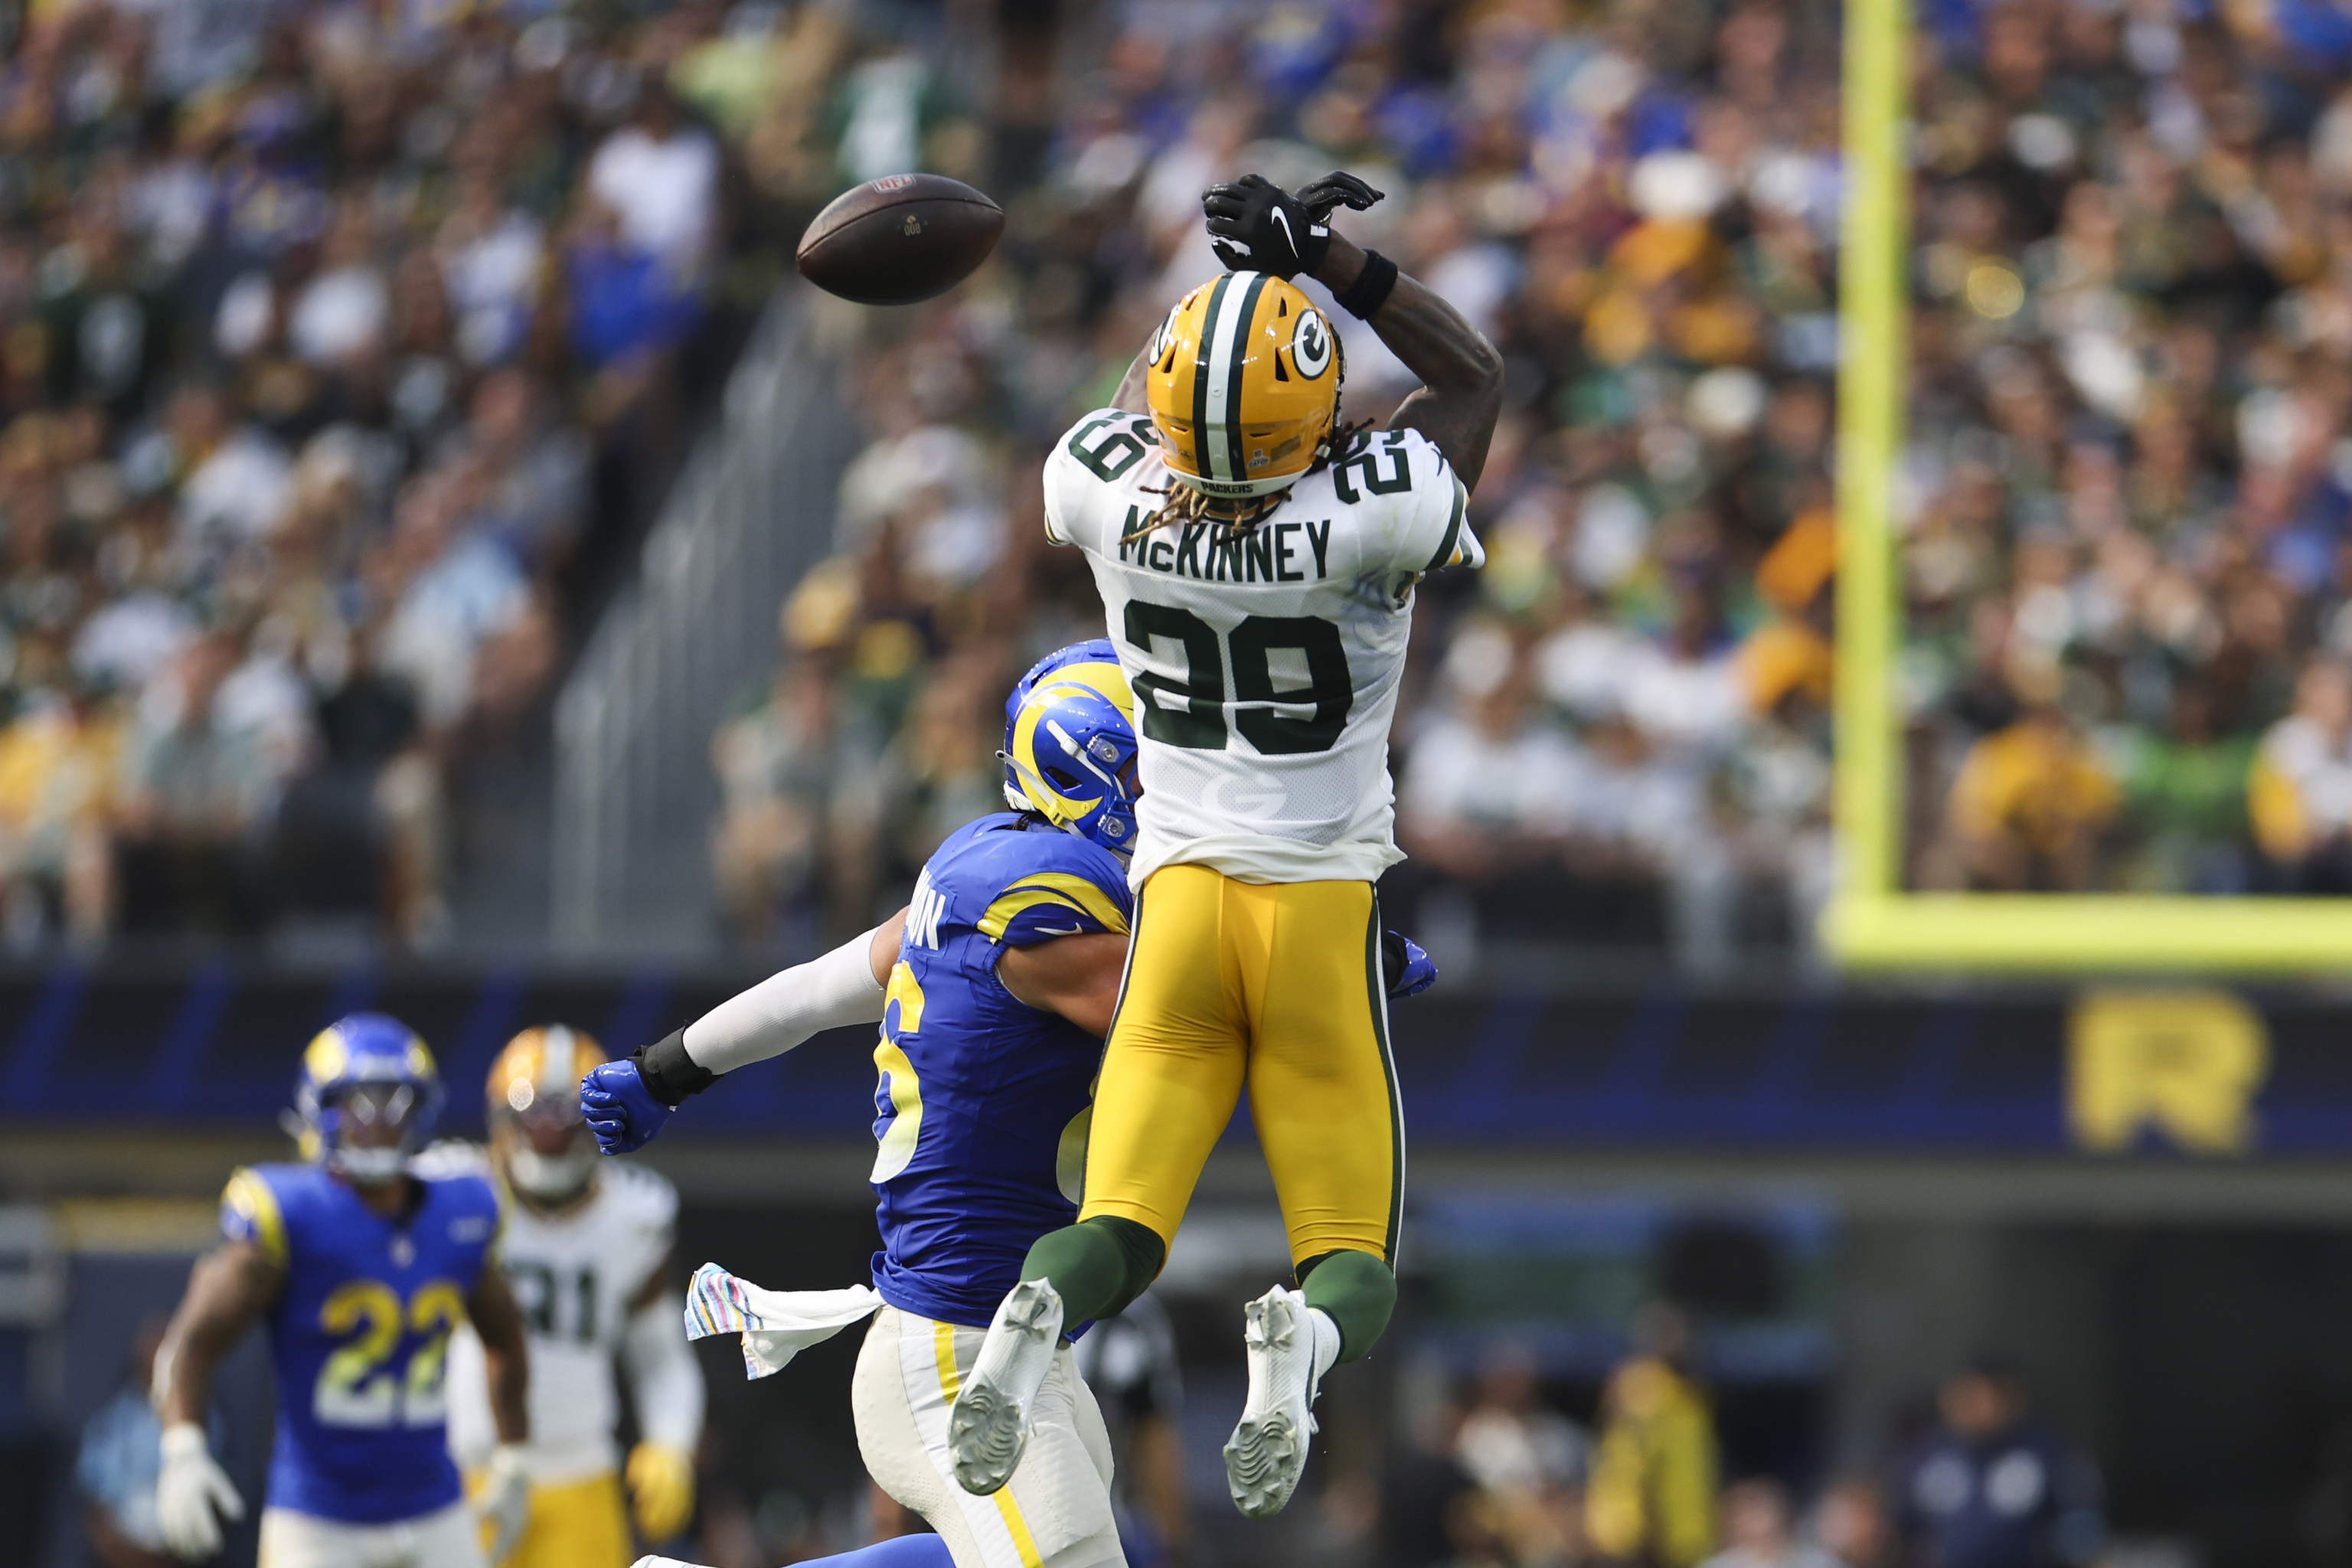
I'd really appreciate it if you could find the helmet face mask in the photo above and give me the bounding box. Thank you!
[487,1026,605,1204]
[1146,272,1341,502]
[1000,640,1142,855]
[293,1014,443,1187]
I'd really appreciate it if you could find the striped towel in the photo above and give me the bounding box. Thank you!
[682,1261,883,1380]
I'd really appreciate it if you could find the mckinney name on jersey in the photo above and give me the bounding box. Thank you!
[1044,408,1485,887]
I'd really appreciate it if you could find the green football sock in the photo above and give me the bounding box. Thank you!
[1021,1215,1166,1323]
[1296,1250,1395,1364]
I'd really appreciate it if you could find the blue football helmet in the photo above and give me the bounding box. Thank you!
[1001,639,1140,854]
[289,1013,445,1184]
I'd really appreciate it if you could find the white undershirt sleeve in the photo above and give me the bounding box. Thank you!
[622,1291,705,1454]
[680,926,888,1074]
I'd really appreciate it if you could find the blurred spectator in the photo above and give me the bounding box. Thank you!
[0,0,779,950]
[2249,657,2352,890]
[587,83,720,283]
[1454,1344,1590,1566]
[1587,1305,1720,1568]
[711,655,880,948]
[1378,1388,1480,1568]
[1457,1345,1589,1495]
[1940,696,2119,890]
[1699,1479,1841,1568]
[1071,1293,1189,1567]
[1891,0,2352,892]
[1811,1479,1892,1568]
[1895,1360,2104,1568]
[875,649,1012,884]
[0,681,118,946]
[113,627,296,934]
[76,1315,201,1568]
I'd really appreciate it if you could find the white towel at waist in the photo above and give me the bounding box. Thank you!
[682,1260,882,1380]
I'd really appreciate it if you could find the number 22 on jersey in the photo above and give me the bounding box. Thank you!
[313,1277,466,1428]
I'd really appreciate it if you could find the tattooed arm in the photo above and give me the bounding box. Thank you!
[1112,347,1153,415]
[1311,236,1505,493]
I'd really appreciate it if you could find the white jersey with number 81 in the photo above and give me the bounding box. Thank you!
[1044,407,1484,887]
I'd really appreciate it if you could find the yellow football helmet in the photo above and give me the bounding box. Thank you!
[1145,272,1341,500]
[487,1024,608,1202]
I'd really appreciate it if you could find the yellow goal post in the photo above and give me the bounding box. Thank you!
[1823,0,2352,972]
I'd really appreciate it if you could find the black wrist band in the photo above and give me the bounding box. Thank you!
[635,1027,716,1106]
[1332,250,1398,318]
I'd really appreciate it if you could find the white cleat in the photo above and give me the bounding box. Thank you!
[948,1278,1064,1495]
[1223,1285,1323,1519]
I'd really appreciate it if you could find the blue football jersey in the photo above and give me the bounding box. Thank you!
[219,1162,500,1524]
[870,812,1134,1328]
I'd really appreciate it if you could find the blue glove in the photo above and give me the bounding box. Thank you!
[580,1060,671,1155]
[1381,929,1438,998]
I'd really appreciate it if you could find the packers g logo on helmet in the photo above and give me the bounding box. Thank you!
[1292,311,1332,379]
[1146,272,1341,500]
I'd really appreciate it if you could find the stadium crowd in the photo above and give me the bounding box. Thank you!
[713,0,2352,966]
[0,0,815,949]
[1325,1345,2096,1568]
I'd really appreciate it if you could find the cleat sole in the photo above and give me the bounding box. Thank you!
[947,1384,1027,1495]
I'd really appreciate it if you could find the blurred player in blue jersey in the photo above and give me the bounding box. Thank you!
[151,1014,534,1567]
[585,642,1433,1568]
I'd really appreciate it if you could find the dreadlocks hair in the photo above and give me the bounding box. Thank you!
[1120,324,1371,547]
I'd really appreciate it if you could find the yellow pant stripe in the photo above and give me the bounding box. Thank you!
[992,1489,1047,1568]
[932,1319,961,1397]
[930,1318,1044,1568]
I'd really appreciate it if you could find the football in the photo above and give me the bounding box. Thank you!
[795,173,1005,305]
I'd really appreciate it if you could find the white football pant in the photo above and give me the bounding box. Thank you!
[257,1501,485,1568]
[853,1304,1125,1568]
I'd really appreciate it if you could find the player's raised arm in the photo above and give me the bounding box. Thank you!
[580,910,903,1153]
[1112,345,1153,415]
[152,1237,279,1558]
[1204,172,1506,492]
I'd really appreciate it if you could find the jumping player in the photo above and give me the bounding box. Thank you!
[437,1027,705,1567]
[152,1014,534,1567]
[949,170,1501,1521]
[582,644,1436,1568]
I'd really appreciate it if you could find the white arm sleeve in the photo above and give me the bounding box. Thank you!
[681,926,887,1074]
[622,1291,705,1454]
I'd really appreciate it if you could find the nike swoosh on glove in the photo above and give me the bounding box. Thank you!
[1202,171,1387,278]
[1380,929,1438,998]
[581,1060,671,1155]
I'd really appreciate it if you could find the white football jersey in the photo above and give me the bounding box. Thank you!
[1044,409,1483,884]
[441,1152,678,1483]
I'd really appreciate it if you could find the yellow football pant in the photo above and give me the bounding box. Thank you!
[1079,864,1402,1269]
[478,1472,632,1568]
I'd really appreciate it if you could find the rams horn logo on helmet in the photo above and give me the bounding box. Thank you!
[1292,310,1333,379]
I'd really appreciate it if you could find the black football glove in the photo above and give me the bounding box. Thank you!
[1203,170,1387,279]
